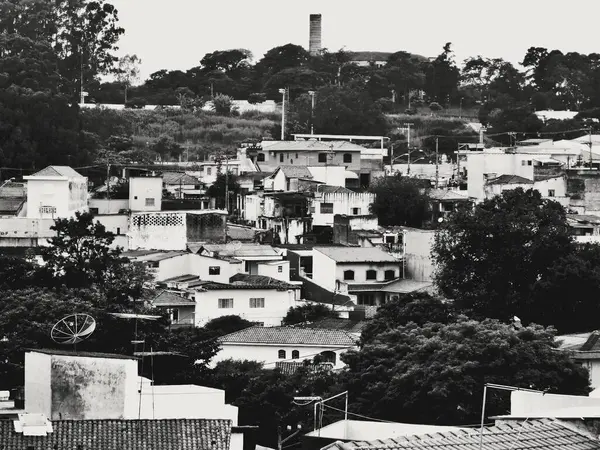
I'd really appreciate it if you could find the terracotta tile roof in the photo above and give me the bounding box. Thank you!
[302,184,357,195]
[162,171,200,185]
[30,166,84,178]
[201,244,280,258]
[219,326,357,347]
[276,165,313,179]
[275,360,334,375]
[315,246,399,263]
[229,273,296,290]
[322,419,599,450]
[295,318,368,334]
[152,290,196,306]
[0,181,26,198]
[0,198,25,214]
[486,174,534,186]
[0,418,231,450]
[428,189,471,202]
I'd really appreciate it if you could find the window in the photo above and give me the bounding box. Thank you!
[366,270,377,280]
[528,160,532,166]
[320,202,333,214]
[295,153,298,159]
[352,207,361,215]
[218,298,234,309]
[358,293,376,306]
[245,261,251,272]
[521,160,526,166]
[207,167,212,175]
[253,322,265,326]
[384,270,396,281]
[343,270,355,280]
[548,189,555,197]
[278,349,286,359]
[257,153,265,162]
[249,298,265,308]
[318,153,328,163]
[116,227,121,235]
[89,207,99,215]
[292,350,300,359]
[278,265,283,273]
[319,351,336,365]
[145,198,155,207]
[171,308,179,322]
[209,266,221,275]
[343,153,352,163]
[280,153,284,163]
[290,159,293,164]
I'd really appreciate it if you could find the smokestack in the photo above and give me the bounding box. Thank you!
[309,14,322,56]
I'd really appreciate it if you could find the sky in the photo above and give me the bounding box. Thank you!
[109,0,600,82]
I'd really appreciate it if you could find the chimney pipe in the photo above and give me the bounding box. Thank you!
[309,14,322,56]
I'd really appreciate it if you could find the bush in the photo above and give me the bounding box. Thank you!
[248,93,267,104]
[212,94,237,116]
[125,98,147,109]
[375,98,396,113]
[429,102,443,112]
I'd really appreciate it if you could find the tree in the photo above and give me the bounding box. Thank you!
[368,175,431,227]
[429,101,443,113]
[200,49,252,78]
[340,318,590,425]
[432,188,574,321]
[212,93,236,116]
[248,92,266,104]
[360,293,456,345]
[0,255,42,290]
[255,44,309,80]
[204,315,254,337]
[424,43,460,103]
[282,304,338,326]
[207,359,266,403]
[207,172,241,210]
[115,54,141,103]
[151,135,183,160]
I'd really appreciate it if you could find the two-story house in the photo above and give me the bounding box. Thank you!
[306,185,375,227]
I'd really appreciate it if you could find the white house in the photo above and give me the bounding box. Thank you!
[23,166,88,219]
[199,243,284,276]
[161,172,202,199]
[312,246,401,291]
[129,176,162,212]
[309,185,375,227]
[483,174,568,206]
[213,326,358,369]
[264,165,313,192]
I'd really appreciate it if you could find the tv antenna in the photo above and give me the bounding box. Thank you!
[51,313,96,349]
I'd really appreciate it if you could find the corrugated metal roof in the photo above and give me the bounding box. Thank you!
[0,198,25,214]
[322,419,599,450]
[30,165,84,178]
[219,326,357,346]
[0,418,231,450]
[201,244,280,258]
[262,140,365,152]
[315,246,399,263]
[142,251,189,262]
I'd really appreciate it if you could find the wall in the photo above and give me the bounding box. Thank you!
[403,228,435,282]
[0,218,55,238]
[334,262,401,284]
[26,179,67,219]
[312,192,375,226]
[24,352,52,416]
[534,176,568,206]
[510,390,600,416]
[333,215,379,245]
[467,152,535,200]
[257,260,290,282]
[311,250,339,291]
[244,195,262,224]
[129,177,162,212]
[186,212,227,243]
[308,166,346,187]
[89,198,129,214]
[212,343,351,369]
[257,150,361,173]
[129,212,188,250]
[484,182,531,199]
[194,288,297,326]
[188,254,244,283]
[95,214,128,236]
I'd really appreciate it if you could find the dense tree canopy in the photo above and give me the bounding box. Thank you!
[281,304,337,326]
[368,175,431,227]
[433,188,574,322]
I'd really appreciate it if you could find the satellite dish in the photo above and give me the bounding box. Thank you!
[51,314,96,345]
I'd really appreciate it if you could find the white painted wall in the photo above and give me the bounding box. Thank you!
[129,177,162,212]
[24,352,52,416]
[213,343,352,369]
[311,250,339,291]
[334,262,400,284]
[194,288,297,326]
[244,195,262,224]
[257,260,290,282]
[308,166,346,187]
[89,198,129,214]
[312,192,375,226]
[95,214,128,236]
[26,177,88,219]
[466,152,535,201]
[403,228,435,282]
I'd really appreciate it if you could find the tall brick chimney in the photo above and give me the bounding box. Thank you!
[309,14,322,56]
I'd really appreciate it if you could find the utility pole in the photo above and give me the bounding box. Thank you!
[403,123,414,148]
[279,88,287,140]
[308,90,316,135]
[589,126,593,169]
[224,155,229,213]
[435,137,439,188]
[456,142,461,186]
[106,162,111,200]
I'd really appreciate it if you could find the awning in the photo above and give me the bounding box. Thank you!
[344,170,359,179]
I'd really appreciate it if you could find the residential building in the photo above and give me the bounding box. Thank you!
[129,176,162,211]
[319,419,597,450]
[567,169,600,215]
[23,166,88,219]
[0,180,26,217]
[162,171,203,199]
[308,185,374,227]
[128,210,227,250]
[213,326,358,369]
[198,243,284,276]
[253,140,363,175]
[264,165,313,192]
[427,189,471,223]
[402,227,436,282]
[152,290,196,327]
[483,173,568,206]
[557,331,600,388]
[567,214,600,243]
[258,191,312,244]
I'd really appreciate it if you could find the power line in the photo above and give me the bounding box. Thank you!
[321,404,397,423]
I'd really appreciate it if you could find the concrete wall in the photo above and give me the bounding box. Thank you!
[129,212,187,250]
[334,262,400,284]
[510,391,600,416]
[568,171,600,214]
[333,215,378,245]
[26,178,88,219]
[89,198,129,214]
[311,250,338,291]
[312,192,375,227]
[194,288,297,326]
[95,214,128,236]
[186,213,227,243]
[244,195,262,224]
[24,352,52,416]
[213,343,351,369]
[257,260,290,282]
[308,166,346,187]
[403,228,435,282]
[188,254,244,283]
[129,177,162,212]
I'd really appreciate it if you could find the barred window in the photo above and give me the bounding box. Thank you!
[249,298,265,308]
[218,298,234,309]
